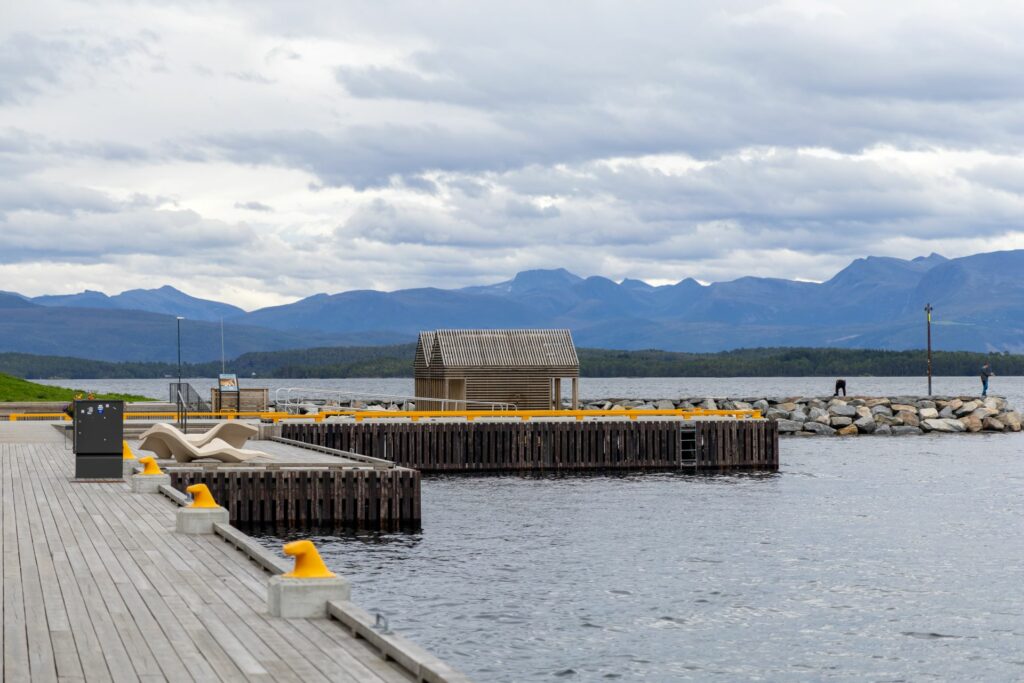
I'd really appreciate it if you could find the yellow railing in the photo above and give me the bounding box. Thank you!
[303,411,761,421]
[1,408,762,423]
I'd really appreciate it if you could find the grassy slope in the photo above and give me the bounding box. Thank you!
[0,373,152,402]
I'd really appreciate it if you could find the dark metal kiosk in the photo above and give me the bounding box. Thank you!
[73,399,124,479]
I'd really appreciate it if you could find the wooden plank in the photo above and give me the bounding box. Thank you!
[3,442,32,682]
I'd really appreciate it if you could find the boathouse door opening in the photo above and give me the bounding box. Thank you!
[551,377,580,410]
[446,378,467,410]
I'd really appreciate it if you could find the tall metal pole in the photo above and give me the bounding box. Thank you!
[176,316,183,387]
[924,304,933,396]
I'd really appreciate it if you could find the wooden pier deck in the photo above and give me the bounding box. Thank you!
[0,423,448,682]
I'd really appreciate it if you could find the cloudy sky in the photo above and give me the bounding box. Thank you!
[3,1,1024,309]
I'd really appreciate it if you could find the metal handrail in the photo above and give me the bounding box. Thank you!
[176,388,189,433]
[272,387,518,412]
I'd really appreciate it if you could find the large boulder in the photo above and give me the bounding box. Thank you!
[938,406,956,419]
[789,410,809,422]
[874,413,902,426]
[970,408,997,422]
[870,404,893,417]
[733,401,753,410]
[983,397,1005,412]
[890,404,917,414]
[830,404,858,418]
[929,417,966,432]
[830,416,853,427]
[1001,411,1022,432]
[942,418,967,432]
[779,401,798,412]
[918,407,939,420]
[655,399,675,410]
[855,406,872,419]
[892,426,923,435]
[947,398,964,412]
[955,400,980,416]
[766,408,790,420]
[803,422,837,436]
[865,398,891,408]
[959,415,983,433]
[923,418,957,433]
[916,399,936,410]
[874,424,893,436]
[897,411,920,428]
[753,399,770,413]
[854,415,877,433]
[776,419,803,433]
[837,424,859,436]
[808,406,829,421]
[701,399,718,410]
[983,417,1005,432]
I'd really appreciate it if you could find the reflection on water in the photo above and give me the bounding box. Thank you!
[251,434,1024,681]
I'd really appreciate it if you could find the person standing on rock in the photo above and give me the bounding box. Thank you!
[980,363,994,397]
[833,379,847,397]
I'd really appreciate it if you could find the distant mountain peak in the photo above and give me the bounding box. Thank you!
[620,278,654,291]
[510,268,583,292]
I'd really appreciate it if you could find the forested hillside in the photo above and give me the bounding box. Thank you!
[1,347,1018,379]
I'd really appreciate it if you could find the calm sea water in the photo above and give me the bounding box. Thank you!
[252,434,1024,682]
[43,375,1024,679]
[35,376,1024,407]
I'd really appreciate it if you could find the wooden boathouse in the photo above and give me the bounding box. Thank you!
[414,329,580,410]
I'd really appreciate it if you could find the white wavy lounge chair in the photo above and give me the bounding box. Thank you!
[138,424,266,463]
[140,421,258,449]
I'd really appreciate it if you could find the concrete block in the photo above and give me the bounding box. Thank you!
[130,473,170,493]
[123,460,139,477]
[175,506,230,535]
[267,575,351,618]
[258,423,281,439]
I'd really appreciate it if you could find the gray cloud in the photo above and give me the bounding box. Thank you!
[5,1,1024,303]
[235,201,274,212]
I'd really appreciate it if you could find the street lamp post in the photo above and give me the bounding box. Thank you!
[924,304,933,396]
[176,316,185,428]
[176,316,184,389]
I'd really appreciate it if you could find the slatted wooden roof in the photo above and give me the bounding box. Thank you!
[417,329,578,368]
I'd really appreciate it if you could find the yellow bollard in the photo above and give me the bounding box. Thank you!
[185,484,218,509]
[122,441,136,460]
[138,456,163,476]
[281,540,336,579]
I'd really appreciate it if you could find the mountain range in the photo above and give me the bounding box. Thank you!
[2,249,1023,362]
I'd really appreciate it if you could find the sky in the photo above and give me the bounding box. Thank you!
[3,1,1024,309]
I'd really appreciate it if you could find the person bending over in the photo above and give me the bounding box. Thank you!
[834,379,847,397]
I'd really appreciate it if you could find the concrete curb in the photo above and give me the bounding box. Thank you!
[130,473,170,493]
[156,480,472,682]
[328,600,473,683]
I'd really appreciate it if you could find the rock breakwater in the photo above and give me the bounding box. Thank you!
[580,396,1021,436]
[281,395,1020,436]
